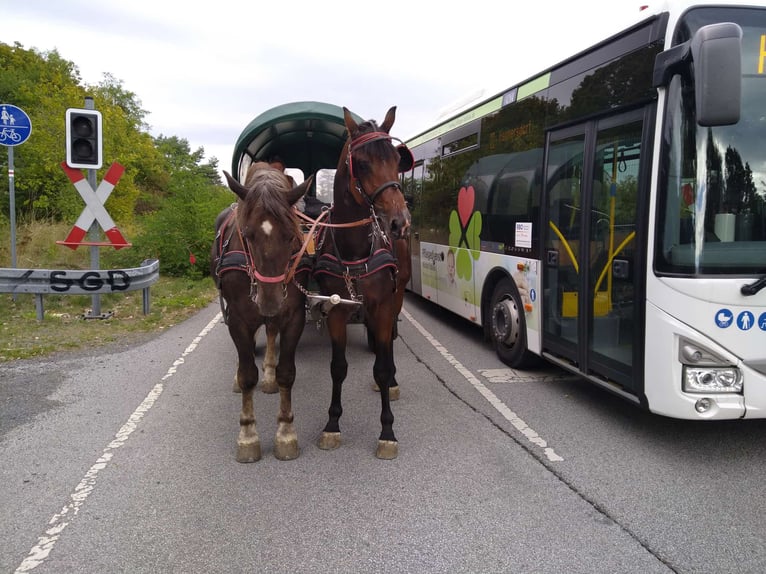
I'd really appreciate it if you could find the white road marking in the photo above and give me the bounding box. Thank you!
[401,308,563,462]
[15,312,222,573]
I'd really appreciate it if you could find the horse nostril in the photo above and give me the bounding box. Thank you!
[390,217,410,240]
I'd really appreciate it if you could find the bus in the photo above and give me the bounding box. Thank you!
[400,0,766,420]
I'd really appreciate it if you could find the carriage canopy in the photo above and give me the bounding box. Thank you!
[231,101,364,184]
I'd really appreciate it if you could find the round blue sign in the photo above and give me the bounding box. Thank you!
[0,103,32,146]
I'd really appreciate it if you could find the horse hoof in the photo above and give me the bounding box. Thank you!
[318,432,341,450]
[274,440,300,461]
[372,383,399,401]
[236,439,262,463]
[376,440,398,460]
[274,423,299,460]
[260,380,278,394]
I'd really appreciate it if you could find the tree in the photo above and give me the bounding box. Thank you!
[0,41,231,277]
[128,170,232,277]
[155,135,221,186]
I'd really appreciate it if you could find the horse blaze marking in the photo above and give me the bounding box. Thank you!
[60,161,128,249]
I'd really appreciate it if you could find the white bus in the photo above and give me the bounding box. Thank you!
[401,1,766,419]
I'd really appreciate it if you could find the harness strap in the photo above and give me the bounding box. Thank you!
[215,205,254,279]
[368,180,402,204]
[296,208,372,229]
[314,248,398,281]
[282,208,331,285]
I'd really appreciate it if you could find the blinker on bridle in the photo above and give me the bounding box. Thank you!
[347,131,412,208]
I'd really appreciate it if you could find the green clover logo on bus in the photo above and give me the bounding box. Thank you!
[448,185,482,281]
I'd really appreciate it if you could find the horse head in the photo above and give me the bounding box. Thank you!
[339,106,411,241]
[223,168,312,317]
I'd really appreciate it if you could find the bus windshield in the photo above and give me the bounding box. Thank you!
[657,7,766,275]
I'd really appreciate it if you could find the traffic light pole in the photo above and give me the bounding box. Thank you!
[84,96,101,318]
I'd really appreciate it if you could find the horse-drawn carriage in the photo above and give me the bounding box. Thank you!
[218,101,367,326]
[212,101,413,461]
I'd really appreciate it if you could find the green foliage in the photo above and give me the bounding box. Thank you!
[0,41,230,281]
[0,41,222,226]
[154,135,221,186]
[125,172,233,278]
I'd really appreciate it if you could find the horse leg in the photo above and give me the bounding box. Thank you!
[260,323,279,394]
[231,327,266,393]
[371,336,400,401]
[368,303,398,459]
[272,316,303,460]
[389,337,400,401]
[388,294,402,398]
[231,323,262,462]
[371,242,409,397]
[318,311,349,451]
[372,321,399,460]
[391,239,410,393]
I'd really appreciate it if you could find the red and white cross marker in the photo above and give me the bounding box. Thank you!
[60,161,128,249]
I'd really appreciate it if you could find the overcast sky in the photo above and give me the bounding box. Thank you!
[3,1,644,175]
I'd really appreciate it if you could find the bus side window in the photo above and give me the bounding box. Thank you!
[492,176,529,216]
[549,178,578,237]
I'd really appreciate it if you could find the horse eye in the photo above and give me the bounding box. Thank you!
[355,160,370,175]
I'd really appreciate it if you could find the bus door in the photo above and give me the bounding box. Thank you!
[542,109,648,393]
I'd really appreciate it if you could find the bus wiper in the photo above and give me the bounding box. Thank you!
[741,275,766,296]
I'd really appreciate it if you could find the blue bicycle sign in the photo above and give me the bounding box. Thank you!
[0,104,32,146]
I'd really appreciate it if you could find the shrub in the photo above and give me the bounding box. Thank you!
[127,171,232,278]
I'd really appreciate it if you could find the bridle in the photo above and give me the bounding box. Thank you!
[239,212,307,301]
[346,131,405,208]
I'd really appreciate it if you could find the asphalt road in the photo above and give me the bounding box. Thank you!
[2,293,766,573]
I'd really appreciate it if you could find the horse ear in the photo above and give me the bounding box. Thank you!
[397,144,414,173]
[343,107,359,136]
[380,106,397,133]
[224,171,249,202]
[286,175,314,206]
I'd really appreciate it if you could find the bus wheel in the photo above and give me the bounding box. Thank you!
[490,278,537,369]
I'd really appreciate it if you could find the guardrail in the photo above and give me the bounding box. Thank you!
[0,258,159,320]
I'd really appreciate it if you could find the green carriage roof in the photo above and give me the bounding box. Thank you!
[231,101,364,181]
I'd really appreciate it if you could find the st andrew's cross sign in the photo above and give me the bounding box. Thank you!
[57,162,131,249]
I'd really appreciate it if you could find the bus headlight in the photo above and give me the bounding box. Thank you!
[683,366,742,393]
[679,338,742,394]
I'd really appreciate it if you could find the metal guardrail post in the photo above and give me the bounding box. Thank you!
[35,294,44,322]
[142,286,151,316]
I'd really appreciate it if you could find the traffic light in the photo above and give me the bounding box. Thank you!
[65,108,102,169]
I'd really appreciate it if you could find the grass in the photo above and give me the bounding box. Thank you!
[0,221,218,362]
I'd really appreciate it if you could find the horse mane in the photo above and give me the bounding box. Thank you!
[240,167,302,241]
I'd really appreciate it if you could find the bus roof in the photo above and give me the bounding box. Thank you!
[231,101,363,181]
[405,4,669,147]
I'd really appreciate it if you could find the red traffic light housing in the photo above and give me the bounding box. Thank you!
[65,108,102,169]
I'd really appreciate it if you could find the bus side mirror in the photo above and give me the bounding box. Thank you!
[691,22,742,126]
[652,22,742,127]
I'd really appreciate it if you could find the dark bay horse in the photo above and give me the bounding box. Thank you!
[314,106,412,459]
[212,163,313,462]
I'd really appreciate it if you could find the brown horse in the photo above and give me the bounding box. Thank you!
[313,106,412,459]
[212,163,313,462]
